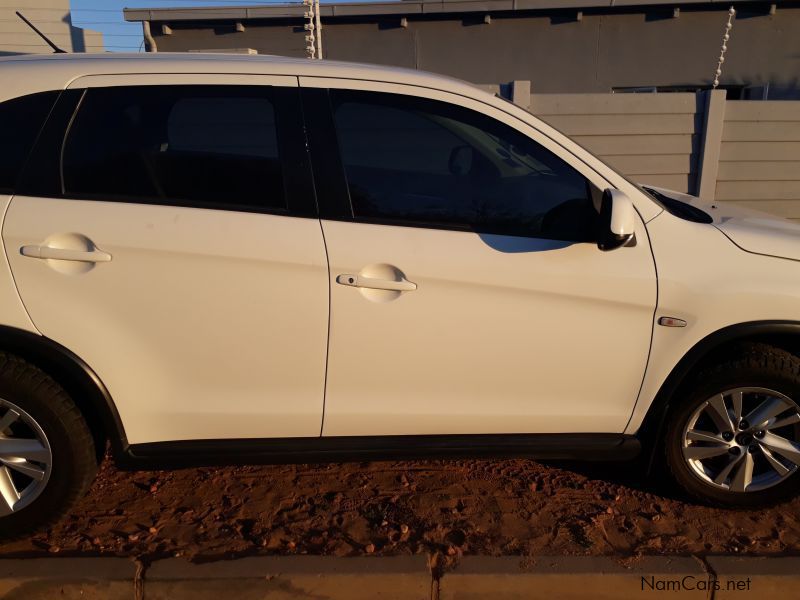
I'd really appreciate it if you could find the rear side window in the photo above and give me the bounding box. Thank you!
[62,86,287,211]
[0,91,59,194]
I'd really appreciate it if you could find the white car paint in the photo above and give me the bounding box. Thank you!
[625,189,800,434]
[0,53,798,446]
[4,197,330,443]
[646,185,800,262]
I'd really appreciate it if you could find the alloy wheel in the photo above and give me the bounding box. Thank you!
[682,387,800,493]
[0,399,53,516]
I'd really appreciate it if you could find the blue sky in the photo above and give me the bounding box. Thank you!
[70,0,308,52]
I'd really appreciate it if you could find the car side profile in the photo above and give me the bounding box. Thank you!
[1,53,800,538]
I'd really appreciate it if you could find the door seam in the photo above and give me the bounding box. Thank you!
[318,218,332,437]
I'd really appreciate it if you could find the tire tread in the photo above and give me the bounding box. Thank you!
[0,352,97,540]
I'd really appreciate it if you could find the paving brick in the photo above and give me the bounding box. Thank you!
[0,558,136,600]
[439,556,711,600]
[144,555,431,600]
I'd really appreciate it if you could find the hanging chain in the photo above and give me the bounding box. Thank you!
[303,0,316,59]
[713,6,736,89]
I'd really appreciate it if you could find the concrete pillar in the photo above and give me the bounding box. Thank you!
[696,89,727,200]
[511,80,531,110]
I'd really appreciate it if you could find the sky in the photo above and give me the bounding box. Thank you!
[70,0,309,52]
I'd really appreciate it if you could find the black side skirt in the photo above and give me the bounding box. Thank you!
[120,433,640,470]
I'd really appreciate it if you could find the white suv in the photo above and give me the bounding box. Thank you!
[1,53,799,537]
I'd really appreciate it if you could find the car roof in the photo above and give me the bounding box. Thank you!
[0,52,485,101]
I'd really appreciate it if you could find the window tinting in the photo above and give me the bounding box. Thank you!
[331,90,597,241]
[0,91,59,194]
[63,86,286,210]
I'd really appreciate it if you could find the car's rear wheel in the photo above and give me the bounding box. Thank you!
[0,353,97,539]
[665,343,800,507]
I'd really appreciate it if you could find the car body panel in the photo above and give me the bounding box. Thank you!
[3,196,330,444]
[645,185,800,262]
[320,218,657,436]
[625,208,800,434]
[304,77,658,436]
[0,196,39,333]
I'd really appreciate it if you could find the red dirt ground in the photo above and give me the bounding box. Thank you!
[2,456,799,562]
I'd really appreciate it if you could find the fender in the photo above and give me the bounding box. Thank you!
[0,324,127,460]
[638,320,800,471]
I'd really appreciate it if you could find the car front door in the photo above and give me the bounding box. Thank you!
[301,80,657,437]
[2,75,329,445]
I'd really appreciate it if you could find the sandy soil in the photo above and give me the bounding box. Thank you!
[2,456,799,562]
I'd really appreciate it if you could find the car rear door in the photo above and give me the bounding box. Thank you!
[2,74,329,445]
[301,79,657,437]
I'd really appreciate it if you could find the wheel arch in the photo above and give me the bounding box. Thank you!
[638,320,800,470]
[0,325,127,463]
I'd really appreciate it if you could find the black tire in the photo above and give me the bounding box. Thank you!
[665,342,800,508]
[0,353,97,540]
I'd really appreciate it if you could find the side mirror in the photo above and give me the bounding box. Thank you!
[597,188,636,251]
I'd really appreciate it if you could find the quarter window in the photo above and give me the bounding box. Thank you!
[0,91,59,194]
[62,86,287,211]
[331,90,597,242]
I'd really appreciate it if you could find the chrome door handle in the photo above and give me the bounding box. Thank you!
[336,274,417,292]
[20,245,112,263]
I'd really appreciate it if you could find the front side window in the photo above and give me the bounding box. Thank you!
[63,85,286,211]
[0,91,60,194]
[331,90,597,241]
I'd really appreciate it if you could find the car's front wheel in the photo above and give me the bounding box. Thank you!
[0,353,97,539]
[665,343,800,507]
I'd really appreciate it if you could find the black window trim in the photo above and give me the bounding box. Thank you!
[18,83,318,219]
[0,89,64,196]
[299,87,352,221]
[307,86,601,242]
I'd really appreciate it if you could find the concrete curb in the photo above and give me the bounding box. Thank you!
[146,556,431,600]
[438,556,711,599]
[0,555,797,599]
[0,558,136,599]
